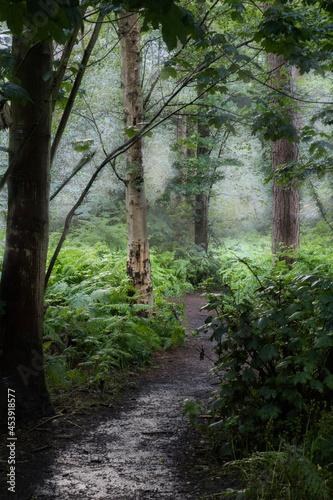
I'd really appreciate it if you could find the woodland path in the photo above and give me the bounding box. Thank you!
[0,294,231,500]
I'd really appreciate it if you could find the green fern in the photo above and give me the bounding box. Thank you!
[44,355,70,389]
[43,240,186,386]
[223,445,331,499]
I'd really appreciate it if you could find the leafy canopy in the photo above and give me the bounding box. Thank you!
[0,0,203,49]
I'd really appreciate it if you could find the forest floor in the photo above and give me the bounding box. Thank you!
[0,293,238,500]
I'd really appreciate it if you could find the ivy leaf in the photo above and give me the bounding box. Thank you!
[224,369,238,380]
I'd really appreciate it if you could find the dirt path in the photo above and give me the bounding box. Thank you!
[1,294,227,500]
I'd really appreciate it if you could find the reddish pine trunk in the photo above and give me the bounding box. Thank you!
[267,52,300,263]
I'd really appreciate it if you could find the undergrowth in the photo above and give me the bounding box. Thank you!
[43,240,188,391]
[184,229,333,499]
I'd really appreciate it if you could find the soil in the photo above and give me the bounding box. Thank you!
[0,293,237,500]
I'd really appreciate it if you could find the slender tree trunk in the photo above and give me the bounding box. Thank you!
[0,36,54,422]
[194,193,209,251]
[195,115,210,252]
[51,12,104,164]
[176,114,187,158]
[267,53,300,262]
[118,10,153,305]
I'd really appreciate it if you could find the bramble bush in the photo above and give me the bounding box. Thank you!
[204,271,333,454]
[185,254,333,498]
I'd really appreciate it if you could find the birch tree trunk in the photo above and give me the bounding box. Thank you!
[0,36,54,421]
[267,52,300,263]
[118,10,153,305]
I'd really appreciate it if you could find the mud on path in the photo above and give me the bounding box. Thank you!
[1,294,230,500]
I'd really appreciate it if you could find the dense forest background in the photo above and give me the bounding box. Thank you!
[1,0,333,497]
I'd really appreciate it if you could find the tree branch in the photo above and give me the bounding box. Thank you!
[45,157,116,289]
[50,150,96,201]
[45,48,247,284]
[51,24,81,110]
[51,12,104,164]
[308,178,333,232]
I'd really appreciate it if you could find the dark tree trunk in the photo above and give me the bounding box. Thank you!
[267,52,300,263]
[194,193,209,251]
[0,36,54,422]
[195,116,210,252]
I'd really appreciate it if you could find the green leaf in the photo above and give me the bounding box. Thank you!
[71,138,94,152]
[159,4,193,50]
[281,388,305,410]
[310,379,324,392]
[288,310,304,321]
[291,372,311,384]
[43,70,58,82]
[271,312,288,325]
[224,370,238,380]
[0,82,31,105]
[314,334,333,349]
[257,404,280,420]
[242,368,257,382]
[0,48,15,72]
[123,126,138,138]
[324,374,333,389]
[0,3,24,34]
[258,386,277,399]
[254,316,270,329]
[259,344,279,363]
[234,95,252,109]
[160,66,177,80]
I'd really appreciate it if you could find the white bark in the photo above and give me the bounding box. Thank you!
[119,10,153,304]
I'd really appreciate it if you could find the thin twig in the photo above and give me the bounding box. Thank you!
[308,178,333,232]
[50,151,96,201]
[24,413,66,433]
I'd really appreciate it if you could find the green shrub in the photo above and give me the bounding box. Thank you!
[174,247,224,289]
[202,270,333,457]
